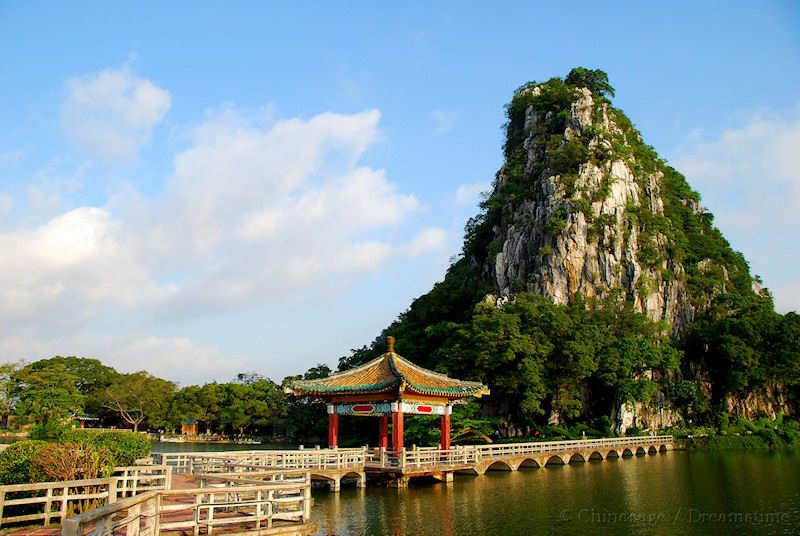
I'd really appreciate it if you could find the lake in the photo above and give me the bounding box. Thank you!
[151,442,799,535]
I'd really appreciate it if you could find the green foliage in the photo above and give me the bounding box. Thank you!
[216,376,287,436]
[404,415,440,447]
[0,363,20,427]
[30,420,72,440]
[571,197,592,219]
[102,372,176,432]
[25,357,118,421]
[680,417,800,450]
[544,207,569,235]
[14,364,84,424]
[565,67,615,97]
[549,139,589,176]
[60,429,151,466]
[425,293,677,426]
[0,440,48,484]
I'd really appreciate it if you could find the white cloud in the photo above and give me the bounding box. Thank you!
[61,66,171,161]
[109,336,254,385]
[675,113,800,209]
[0,332,247,386]
[430,109,455,135]
[0,207,170,322]
[0,100,446,382]
[673,110,800,312]
[403,227,447,256]
[455,182,489,206]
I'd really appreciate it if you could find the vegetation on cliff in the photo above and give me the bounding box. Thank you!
[339,68,800,435]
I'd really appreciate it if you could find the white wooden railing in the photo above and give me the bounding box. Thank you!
[61,475,313,536]
[155,436,673,475]
[158,447,367,474]
[475,435,673,458]
[113,465,172,497]
[0,465,171,529]
[154,450,263,474]
[373,435,674,470]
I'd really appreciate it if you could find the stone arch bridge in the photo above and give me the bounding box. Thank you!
[157,435,673,490]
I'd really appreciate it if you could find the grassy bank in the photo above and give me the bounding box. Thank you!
[673,415,800,450]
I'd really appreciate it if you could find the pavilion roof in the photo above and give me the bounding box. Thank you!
[287,337,489,399]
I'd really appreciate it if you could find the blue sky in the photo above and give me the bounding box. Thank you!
[0,2,798,384]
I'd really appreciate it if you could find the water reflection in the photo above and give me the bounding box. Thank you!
[311,450,800,535]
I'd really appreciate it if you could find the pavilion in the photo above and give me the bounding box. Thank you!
[287,336,489,452]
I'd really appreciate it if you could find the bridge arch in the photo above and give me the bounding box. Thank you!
[622,448,634,458]
[568,453,585,464]
[635,447,647,456]
[588,451,604,461]
[659,444,669,453]
[342,471,366,487]
[486,460,514,472]
[648,446,658,455]
[606,449,620,459]
[545,454,567,466]
[518,458,541,469]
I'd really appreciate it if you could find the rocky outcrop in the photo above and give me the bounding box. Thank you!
[488,87,695,333]
[725,385,793,420]
[612,400,683,435]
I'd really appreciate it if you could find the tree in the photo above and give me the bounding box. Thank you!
[565,67,615,97]
[218,378,286,437]
[171,383,223,434]
[303,364,331,380]
[0,362,21,427]
[25,357,118,423]
[102,372,175,432]
[14,364,84,425]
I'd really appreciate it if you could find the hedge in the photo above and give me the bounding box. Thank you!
[59,430,151,466]
[0,440,48,484]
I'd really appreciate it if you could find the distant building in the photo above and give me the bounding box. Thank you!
[72,414,100,429]
[181,419,199,436]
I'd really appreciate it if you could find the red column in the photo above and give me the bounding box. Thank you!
[328,412,339,448]
[440,413,451,450]
[378,415,389,449]
[391,410,404,452]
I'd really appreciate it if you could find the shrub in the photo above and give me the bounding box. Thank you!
[30,420,71,440]
[32,442,114,482]
[59,430,150,466]
[0,440,48,484]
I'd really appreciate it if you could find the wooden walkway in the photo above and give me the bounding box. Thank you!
[1,470,316,536]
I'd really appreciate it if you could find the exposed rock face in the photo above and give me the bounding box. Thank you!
[613,401,683,435]
[725,385,793,420]
[488,87,694,333]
